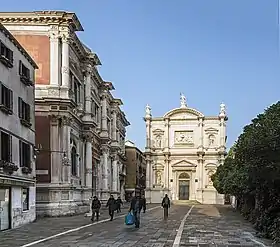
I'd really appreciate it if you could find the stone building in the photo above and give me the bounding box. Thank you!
[0,23,38,230]
[0,11,129,216]
[144,94,227,204]
[124,140,146,201]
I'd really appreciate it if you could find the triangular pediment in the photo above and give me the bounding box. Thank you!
[171,159,197,167]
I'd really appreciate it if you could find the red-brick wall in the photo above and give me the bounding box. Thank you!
[35,116,51,183]
[13,35,50,85]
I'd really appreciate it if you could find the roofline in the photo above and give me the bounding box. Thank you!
[0,23,38,69]
[0,11,84,31]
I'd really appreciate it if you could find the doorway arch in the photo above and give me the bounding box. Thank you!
[178,172,190,200]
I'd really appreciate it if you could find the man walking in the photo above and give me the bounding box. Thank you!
[91,196,101,222]
[116,196,123,213]
[106,195,116,221]
[129,193,143,228]
[161,194,170,220]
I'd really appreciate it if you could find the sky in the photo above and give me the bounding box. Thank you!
[2,0,279,150]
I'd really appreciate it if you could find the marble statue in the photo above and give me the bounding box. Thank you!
[220,103,226,115]
[145,104,151,115]
[155,135,162,148]
[156,170,162,184]
[208,170,214,185]
[180,93,187,108]
[208,135,215,146]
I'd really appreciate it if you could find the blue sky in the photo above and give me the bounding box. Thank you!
[2,0,279,150]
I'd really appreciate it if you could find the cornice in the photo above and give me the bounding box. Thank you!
[0,11,84,32]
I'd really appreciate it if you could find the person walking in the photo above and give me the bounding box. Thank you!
[161,194,170,220]
[106,195,116,221]
[142,195,146,213]
[91,196,101,222]
[116,196,123,213]
[129,193,143,228]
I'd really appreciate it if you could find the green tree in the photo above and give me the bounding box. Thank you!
[213,102,280,243]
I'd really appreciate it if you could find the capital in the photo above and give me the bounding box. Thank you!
[48,31,60,41]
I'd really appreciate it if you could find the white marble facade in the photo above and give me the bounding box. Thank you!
[144,94,227,204]
[0,11,129,216]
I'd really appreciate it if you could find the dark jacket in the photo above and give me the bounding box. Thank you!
[91,199,101,210]
[129,197,144,212]
[116,198,123,205]
[106,198,116,210]
[162,197,170,208]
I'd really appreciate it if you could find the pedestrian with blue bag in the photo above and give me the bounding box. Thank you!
[128,192,143,228]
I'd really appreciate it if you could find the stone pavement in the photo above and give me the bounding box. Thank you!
[0,204,273,247]
[180,205,273,247]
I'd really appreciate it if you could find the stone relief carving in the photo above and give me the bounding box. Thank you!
[208,134,215,147]
[175,131,193,144]
[48,88,59,97]
[207,170,215,186]
[155,170,162,185]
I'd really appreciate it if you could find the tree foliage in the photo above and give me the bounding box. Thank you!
[212,102,280,243]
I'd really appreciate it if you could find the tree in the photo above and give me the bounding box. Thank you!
[213,102,280,243]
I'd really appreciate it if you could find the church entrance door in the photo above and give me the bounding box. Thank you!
[179,180,190,200]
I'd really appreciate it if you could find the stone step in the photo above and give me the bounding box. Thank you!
[172,200,201,205]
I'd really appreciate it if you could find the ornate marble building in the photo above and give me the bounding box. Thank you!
[0,11,129,216]
[144,94,227,204]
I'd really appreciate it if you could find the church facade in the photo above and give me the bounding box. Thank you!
[144,94,227,204]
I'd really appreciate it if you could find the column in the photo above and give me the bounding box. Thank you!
[145,119,151,149]
[101,94,108,131]
[112,154,118,192]
[112,109,117,141]
[146,155,151,189]
[61,32,70,87]
[199,117,204,148]
[84,66,92,114]
[49,30,59,86]
[50,116,60,183]
[164,155,169,189]
[220,118,225,147]
[199,157,204,189]
[61,117,71,183]
[85,134,93,188]
[102,146,109,191]
[164,118,169,149]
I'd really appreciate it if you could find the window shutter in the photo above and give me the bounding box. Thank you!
[9,50,13,63]
[0,81,2,105]
[18,97,22,118]
[27,104,30,122]
[9,89,13,112]
[19,140,22,167]
[19,60,22,75]
[27,144,31,168]
[9,135,12,163]
[27,67,30,79]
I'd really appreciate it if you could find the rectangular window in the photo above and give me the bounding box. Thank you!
[0,41,13,68]
[19,60,32,86]
[19,140,31,167]
[0,131,12,162]
[18,97,31,127]
[0,82,13,114]
[22,188,29,211]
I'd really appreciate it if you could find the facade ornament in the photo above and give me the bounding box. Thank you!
[219,103,226,117]
[48,31,60,41]
[156,170,162,185]
[208,170,214,186]
[180,92,187,108]
[61,116,72,126]
[154,135,162,148]
[208,134,215,147]
[145,104,151,117]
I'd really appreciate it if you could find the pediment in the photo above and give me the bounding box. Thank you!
[152,128,164,134]
[163,107,204,119]
[171,159,197,167]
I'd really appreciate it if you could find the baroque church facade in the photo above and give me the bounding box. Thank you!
[144,94,227,204]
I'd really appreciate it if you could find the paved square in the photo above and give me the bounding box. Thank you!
[0,204,273,247]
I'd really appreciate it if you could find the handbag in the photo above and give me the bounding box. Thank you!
[125,212,135,225]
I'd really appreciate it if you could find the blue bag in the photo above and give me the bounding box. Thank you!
[125,212,135,225]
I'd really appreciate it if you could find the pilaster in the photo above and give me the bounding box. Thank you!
[85,133,93,188]
[49,26,60,87]
[60,28,70,88]
[50,115,60,183]
[111,153,118,192]
[101,145,110,191]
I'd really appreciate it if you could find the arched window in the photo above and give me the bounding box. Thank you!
[179,172,190,179]
[71,146,77,176]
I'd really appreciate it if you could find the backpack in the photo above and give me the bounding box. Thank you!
[163,197,169,207]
